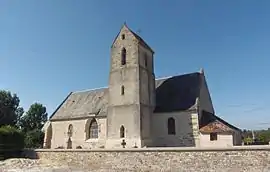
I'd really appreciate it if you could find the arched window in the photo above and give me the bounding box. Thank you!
[121,48,126,65]
[168,118,176,135]
[67,124,73,137]
[120,125,125,138]
[89,119,98,138]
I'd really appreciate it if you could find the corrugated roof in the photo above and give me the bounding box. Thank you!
[50,72,202,120]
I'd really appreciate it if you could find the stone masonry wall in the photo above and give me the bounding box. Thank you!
[151,111,200,147]
[27,146,270,172]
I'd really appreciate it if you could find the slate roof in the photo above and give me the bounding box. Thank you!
[154,72,201,113]
[50,72,202,120]
[50,88,108,120]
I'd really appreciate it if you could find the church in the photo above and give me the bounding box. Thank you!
[43,24,242,149]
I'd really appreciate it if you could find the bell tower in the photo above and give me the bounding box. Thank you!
[106,24,155,148]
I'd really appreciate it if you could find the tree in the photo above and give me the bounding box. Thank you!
[24,129,44,148]
[20,103,48,132]
[19,103,48,148]
[243,137,253,145]
[0,90,24,127]
[257,130,270,143]
[15,107,24,128]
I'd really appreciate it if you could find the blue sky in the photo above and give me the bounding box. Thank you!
[1,0,270,130]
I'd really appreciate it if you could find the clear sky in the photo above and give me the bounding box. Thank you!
[1,0,270,130]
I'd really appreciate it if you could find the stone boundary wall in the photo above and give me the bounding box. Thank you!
[25,146,270,171]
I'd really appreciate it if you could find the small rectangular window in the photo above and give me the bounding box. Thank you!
[168,118,176,135]
[121,86,125,95]
[210,133,218,141]
[144,53,148,67]
[121,48,126,65]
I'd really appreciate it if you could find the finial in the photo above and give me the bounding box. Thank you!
[199,68,204,74]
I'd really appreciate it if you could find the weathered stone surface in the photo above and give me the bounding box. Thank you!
[7,146,270,172]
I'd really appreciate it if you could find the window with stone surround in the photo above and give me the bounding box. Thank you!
[121,34,125,40]
[89,119,98,139]
[168,117,176,135]
[210,133,217,141]
[121,48,126,65]
[120,125,125,138]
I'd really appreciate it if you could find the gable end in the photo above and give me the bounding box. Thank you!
[49,92,73,120]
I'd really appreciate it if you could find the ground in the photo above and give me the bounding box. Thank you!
[0,158,141,172]
[0,158,88,172]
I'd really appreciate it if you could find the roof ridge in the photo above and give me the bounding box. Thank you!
[156,71,201,81]
[72,86,108,94]
[155,75,173,80]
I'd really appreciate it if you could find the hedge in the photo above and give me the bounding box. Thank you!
[0,125,25,160]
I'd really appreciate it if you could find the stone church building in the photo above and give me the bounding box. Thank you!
[43,24,242,149]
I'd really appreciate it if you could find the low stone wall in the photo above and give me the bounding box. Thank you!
[25,146,270,172]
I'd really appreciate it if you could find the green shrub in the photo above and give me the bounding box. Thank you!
[24,129,44,148]
[0,125,25,159]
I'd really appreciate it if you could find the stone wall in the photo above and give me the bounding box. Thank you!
[49,117,107,149]
[25,146,270,172]
[151,111,199,147]
[199,133,234,147]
